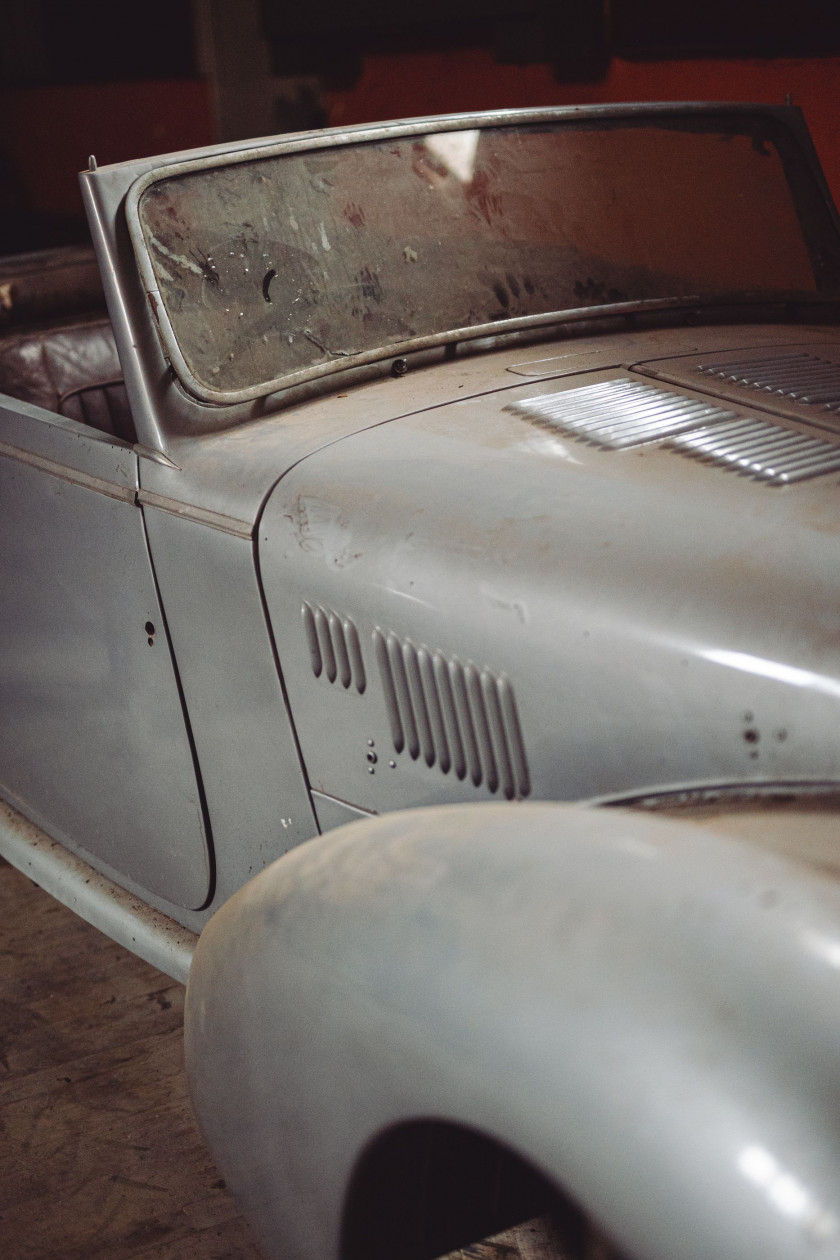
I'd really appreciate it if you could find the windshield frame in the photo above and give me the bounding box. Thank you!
[125,103,840,406]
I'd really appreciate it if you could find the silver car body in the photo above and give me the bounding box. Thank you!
[2,103,840,1258]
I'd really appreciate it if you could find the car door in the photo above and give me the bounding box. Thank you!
[0,393,211,910]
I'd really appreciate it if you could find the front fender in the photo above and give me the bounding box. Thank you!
[185,801,840,1260]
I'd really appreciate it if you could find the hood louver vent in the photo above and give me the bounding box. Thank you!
[302,602,366,692]
[665,417,840,484]
[510,378,840,486]
[373,629,530,800]
[511,378,738,449]
[696,352,840,410]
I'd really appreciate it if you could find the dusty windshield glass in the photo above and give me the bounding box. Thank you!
[136,115,834,398]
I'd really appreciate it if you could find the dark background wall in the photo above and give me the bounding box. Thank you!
[1,0,839,254]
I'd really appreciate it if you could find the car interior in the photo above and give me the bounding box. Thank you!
[0,244,135,443]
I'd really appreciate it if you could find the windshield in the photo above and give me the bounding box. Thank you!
[133,110,840,402]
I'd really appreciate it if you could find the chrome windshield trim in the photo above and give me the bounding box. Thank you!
[123,103,826,407]
[134,293,839,408]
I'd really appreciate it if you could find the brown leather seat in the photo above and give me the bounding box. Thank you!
[0,316,135,443]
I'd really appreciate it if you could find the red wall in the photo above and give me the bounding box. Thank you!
[3,57,838,229]
[326,52,840,205]
[0,79,214,220]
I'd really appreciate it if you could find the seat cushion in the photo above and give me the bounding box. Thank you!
[0,316,135,442]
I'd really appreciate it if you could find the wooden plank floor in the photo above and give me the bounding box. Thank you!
[0,856,265,1259]
[0,856,574,1260]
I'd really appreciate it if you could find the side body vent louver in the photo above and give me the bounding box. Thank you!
[373,629,530,800]
[302,602,366,692]
[697,353,840,410]
[510,378,840,485]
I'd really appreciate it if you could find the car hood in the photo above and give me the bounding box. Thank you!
[257,331,840,815]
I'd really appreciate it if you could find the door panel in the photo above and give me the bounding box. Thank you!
[0,398,211,909]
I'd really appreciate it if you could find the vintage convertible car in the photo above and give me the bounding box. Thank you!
[2,103,840,1260]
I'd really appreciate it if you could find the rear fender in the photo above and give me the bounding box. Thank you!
[185,801,840,1260]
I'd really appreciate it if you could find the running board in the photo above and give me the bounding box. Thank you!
[0,797,196,983]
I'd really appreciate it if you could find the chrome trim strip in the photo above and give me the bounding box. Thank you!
[0,439,136,502]
[138,488,253,538]
[136,284,791,408]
